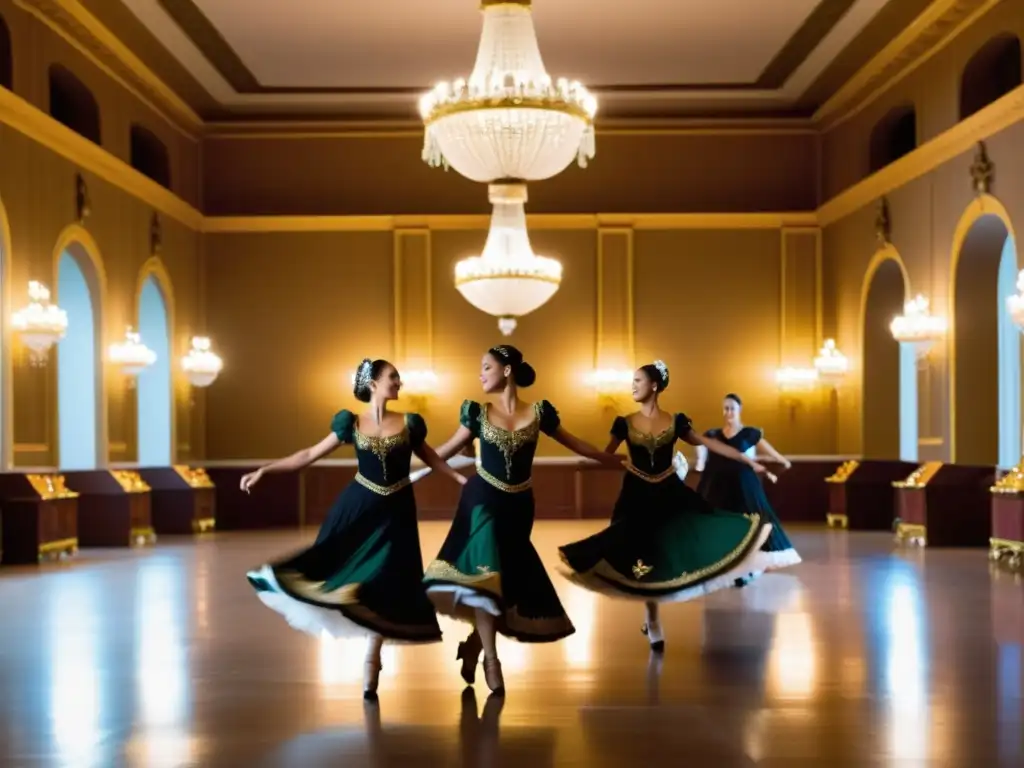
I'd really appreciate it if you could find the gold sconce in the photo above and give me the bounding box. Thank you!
[585,368,634,412]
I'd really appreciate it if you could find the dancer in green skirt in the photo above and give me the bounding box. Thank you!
[424,345,623,695]
[242,358,467,700]
[558,360,775,653]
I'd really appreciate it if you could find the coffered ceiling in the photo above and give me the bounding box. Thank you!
[75,0,938,120]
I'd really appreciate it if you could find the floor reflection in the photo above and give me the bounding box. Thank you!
[0,526,1020,766]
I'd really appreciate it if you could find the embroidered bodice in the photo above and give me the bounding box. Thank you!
[331,410,427,486]
[702,426,762,477]
[612,413,693,474]
[460,399,561,488]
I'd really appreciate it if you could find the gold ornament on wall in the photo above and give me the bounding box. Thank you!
[75,173,91,223]
[969,141,994,196]
[874,197,891,246]
[150,212,162,255]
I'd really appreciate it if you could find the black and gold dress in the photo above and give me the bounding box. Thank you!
[423,400,575,643]
[247,410,442,643]
[558,413,774,602]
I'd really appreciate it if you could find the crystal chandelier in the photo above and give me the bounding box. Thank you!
[813,338,849,380]
[456,183,561,335]
[890,294,946,353]
[12,281,68,362]
[181,336,223,387]
[419,0,597,183]
[109,327,156,376]
[1006,269,1024,331]
[775,367,819,389]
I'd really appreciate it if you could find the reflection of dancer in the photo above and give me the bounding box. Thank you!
[695,393,800,583]
[242,359,466,699]
[558,361,774,653]
[423,345,623,694]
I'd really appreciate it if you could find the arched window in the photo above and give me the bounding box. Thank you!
[130,125,172,190]
[960,34,1022,120]
[0,15,12,90]
[868,105,917,173]
[48,64,101,145]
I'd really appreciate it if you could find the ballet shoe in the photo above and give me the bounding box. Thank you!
[363,658,382,700]
[641,621,665,653]
[457,631,483,685]
[482,657,505,695]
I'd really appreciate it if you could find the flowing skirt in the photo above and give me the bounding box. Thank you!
[558,473,774,603]
[423,474,575,643]
[696,465,801,571]
[247,480,442,643]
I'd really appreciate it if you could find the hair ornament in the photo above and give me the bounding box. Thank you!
[653,359,669,380]
[355,358,373,390]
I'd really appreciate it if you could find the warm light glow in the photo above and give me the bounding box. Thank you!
[420,1,596,183]
[400,369,439,397]
[884,572,930,762]
[768,612,817,700]
[181,336,223,388]
[890,294,947,352]
[561,587,597,670]
[813,338,849,379]
[318,634,396,688]
[1006,269,1024,331]
[108,326,157,376]
[455,183,561,335]
[584,368,634,395]
[775,366,819,389]
[12,280,68,359]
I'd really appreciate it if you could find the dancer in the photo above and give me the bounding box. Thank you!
[242,358,467,700]
[423,345,624,694]
[557,360,775,653]
[695,393,800,583]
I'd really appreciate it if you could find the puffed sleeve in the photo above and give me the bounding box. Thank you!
[745,426,764,445]
[459,399,481,436]
[406,413,428,449]
[330,409,355,444]
[538,400,562,436]
[675,412,694,438]
[610,415,629,441]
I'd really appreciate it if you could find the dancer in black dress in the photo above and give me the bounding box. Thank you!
[695,393,800,584]
[242,358,467,699]
[423,345,624,694]
[557,361,775,652]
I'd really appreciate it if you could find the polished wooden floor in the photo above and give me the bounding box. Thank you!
[0,523,1021,767]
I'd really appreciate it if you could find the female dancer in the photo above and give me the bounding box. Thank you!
[558,361,775,653]
[423,345,624,694]
[696,393,800,581]
[242,358,467,700]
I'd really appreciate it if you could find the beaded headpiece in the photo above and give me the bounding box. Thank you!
[355,358,374,390]
[652,359,669,383]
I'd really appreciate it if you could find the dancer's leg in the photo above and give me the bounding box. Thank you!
[364,633,384,699]
[643,601,665,652]
[475,609,505,695]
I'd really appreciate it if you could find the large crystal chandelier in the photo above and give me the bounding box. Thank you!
[890,294,946,355]
[456,183,561,335]
[181,336,223,387]
[108,327,156,377]
[12,281,68,362]
[419,0,597,183]
[1006,269,1024,331]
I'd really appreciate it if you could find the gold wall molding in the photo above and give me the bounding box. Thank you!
[779,227,822,367]
[392,229,434,371]
[945,193,1018,463]
[0,88,203,229]
[0,194,12,469]
[595,228,635,369]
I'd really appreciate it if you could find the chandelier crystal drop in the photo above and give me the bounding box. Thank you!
[181,336,223,388]
[419,0,597,183]
[1006,269,1024,332]
[890,295,947,346]
[455,182,561,335]
[109,326,157,376]
[813,338,849,379]
[12,281,68,361]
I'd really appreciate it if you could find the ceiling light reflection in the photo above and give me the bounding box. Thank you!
[883,573,930,764]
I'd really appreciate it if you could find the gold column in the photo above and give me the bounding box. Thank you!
[595,228,634,369]
[392,229,433,371]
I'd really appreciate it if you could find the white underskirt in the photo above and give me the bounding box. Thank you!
[425,584,501,621]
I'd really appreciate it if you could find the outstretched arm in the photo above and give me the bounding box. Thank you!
[681,429,766,473]
[414,442,469,487]
[433,426,474,462]
[241,433,340,492]
[757,438,791,469]
[551,426,625,468]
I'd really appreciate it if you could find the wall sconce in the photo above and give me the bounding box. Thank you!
[399,369,438,409]
[813,338,848,383]
[181,336,223,388]
[585,368,634,411]
[12,281,68,365]
[775,366,819,392]
[1006,269,1024,332]
[890,294,946,359]
[108,326,156,382]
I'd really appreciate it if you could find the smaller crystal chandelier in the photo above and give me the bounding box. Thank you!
[1006,269,1024,331]
[181,336,223,387]
[585,368,635,409]
[775,367,819,390]
[813,338,849,380]
[12,281,68,363]
[108,326,156,377]
[400,369,439,398]
[890,294,946,355]
[455,183,561,335]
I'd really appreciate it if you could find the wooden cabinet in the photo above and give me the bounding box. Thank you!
[0,473,79,565]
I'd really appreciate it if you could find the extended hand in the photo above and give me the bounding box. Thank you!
[240,469,263,494]
[455,473,468,486]
[782,459,793,471]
